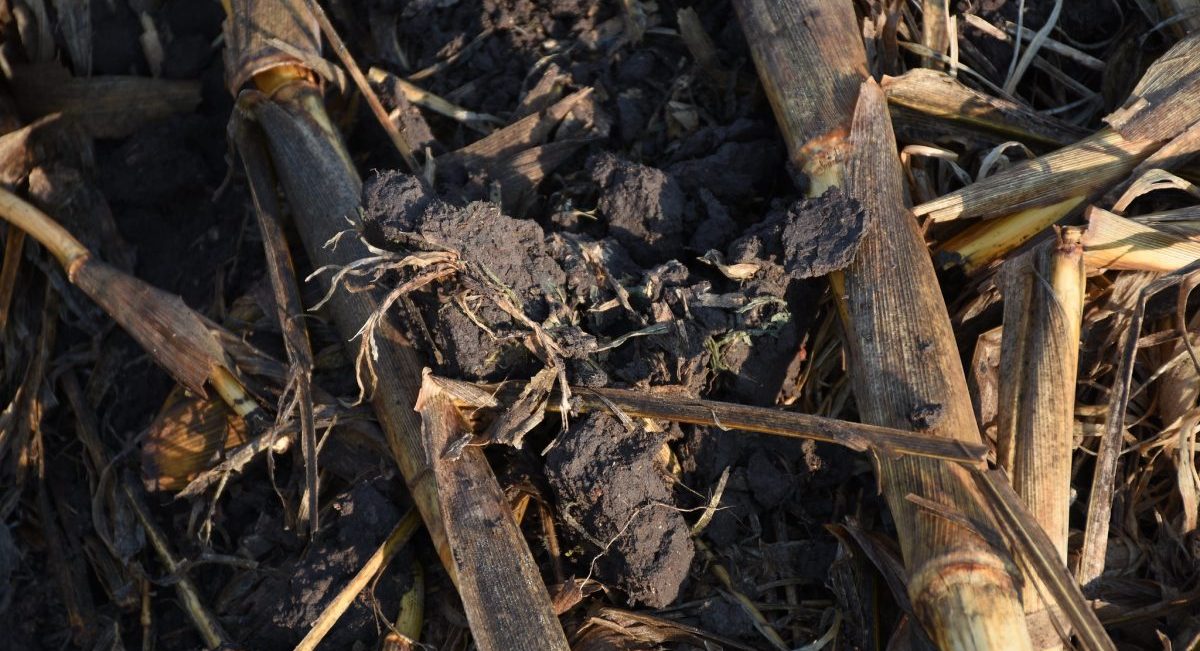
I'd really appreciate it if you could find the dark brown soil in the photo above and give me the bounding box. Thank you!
[238,480,413,650]
[545,413,693,608]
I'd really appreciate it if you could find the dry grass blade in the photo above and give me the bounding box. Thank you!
[972,468,1117,651]
[1111,168,1200,214]
[61,373,231,650]
[1077,260,1200,585]
[732,1,1031,646]
[416,371,569,651]
[299,0,419,172]
[959,14,1104,72]
[368,67,502,127]
[1103,121,1200,207]
[677,8,731,87]
[1002,0,1062,95]
[295,510,421,651]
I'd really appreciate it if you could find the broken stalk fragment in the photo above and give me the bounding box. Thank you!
[432,375,990,466]
[882,68,1089,149]
[995,228,1085,644]
[924,129,1156,272]
[927,30,1200,271]
[0,186,265,421]
[1081,205,1200,272]
[733,1,1033,647]
[416,372,571,651]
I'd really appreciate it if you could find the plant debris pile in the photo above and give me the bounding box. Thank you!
[0,0,1199,649]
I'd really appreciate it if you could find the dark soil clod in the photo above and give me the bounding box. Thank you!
[545,413,694,608]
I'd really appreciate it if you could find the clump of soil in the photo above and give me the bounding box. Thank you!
[780,188,869,279]
[588,152,685,266]
[362,170,567,380]
[544,413,694,608]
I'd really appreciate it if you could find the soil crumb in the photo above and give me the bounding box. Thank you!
[545,413,694,608]
[589,152,685,266]
[780,187,868,279]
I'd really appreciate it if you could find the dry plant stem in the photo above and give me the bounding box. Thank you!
[295,509,421,651]
[996,229,1084,559]
[299,0,419,172]
[61,373,231,650]
[694,538,787,650]
[0,185,87,270]
[733,1,1032,647]
[416,373,570,651]
[914,129,1158,223]
[231,111,320,535]
[972,469,1117,651]
[995,230,1084,645]
[244,80,452,575]
[441,377,989,466]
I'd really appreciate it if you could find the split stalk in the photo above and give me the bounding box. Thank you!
[733,1,1033,647]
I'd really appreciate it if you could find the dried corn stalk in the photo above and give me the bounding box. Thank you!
[996,228,1085,646]
[732,1,1033,647]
